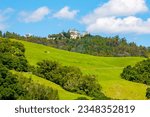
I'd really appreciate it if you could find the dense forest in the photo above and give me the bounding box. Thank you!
[0,38,108,100]
[0,30,149,57]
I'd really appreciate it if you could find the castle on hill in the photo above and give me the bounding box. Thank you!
[48,29,90,40]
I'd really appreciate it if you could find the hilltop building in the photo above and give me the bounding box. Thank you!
[68,29,81,39]
[68,29,90,39]
[47,29,90,40]
[24,33,32,38]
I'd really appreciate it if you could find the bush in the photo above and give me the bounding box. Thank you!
[75,97,89,100]
[0,65,25,100]
[0,39,29,72]
[0,64,59,100]
[35,60,108,99]
[18,77,59,100]
[146,88,150,99]
[121,59,150,85]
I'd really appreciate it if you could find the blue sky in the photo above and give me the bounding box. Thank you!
[0,0,150,46]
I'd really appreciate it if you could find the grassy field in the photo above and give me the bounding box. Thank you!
[12,39,148,100]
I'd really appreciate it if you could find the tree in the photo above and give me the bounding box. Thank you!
[35,60,109,99]
[121,59,150,85]
[146,88,150,99]
[18,77,59,100]
[0,39,28,72]
[0,65,24,100]
[0,31,2,37]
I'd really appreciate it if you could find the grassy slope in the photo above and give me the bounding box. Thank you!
[13,39,147,99]
[12,71,90,100]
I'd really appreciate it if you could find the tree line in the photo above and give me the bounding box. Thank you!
[0,30,149,57]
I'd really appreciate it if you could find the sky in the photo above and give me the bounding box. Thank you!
[0,0,150,46]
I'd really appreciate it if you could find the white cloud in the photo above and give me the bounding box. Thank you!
[82,0,150,34]
[97,0,147,16]
[19,6,50,23]
[86,16,150,34]
[82,0,148,24]
[53,6,79,19]
[2,8,14,14]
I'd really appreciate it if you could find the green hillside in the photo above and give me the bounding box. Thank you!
[12,71,91,100]
[12,39,148,99]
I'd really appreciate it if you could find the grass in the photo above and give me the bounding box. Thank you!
[12,39,148,100]
[12,71,91,100]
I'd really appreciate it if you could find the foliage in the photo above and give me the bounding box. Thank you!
[18,72,91,100]
[35,60,108,99]
[0,39,28,71]
[146,88,150,99]
[121,59,150,85]
[0,65,59,100]
[0,64,25,100]
[75,97,89,100]
[0,64,59,100]
[17,39,147,99]
[0,31,2,37]
[2,31,149,57]
[0,38,59,100]
[17,76,59,100]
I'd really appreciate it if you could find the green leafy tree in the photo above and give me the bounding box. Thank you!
[35,60,109,99]
[0,39,28,71]
[0,31,2,37]
[0,65,24,100]
[121,59,150,85]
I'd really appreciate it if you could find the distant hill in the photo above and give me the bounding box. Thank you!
[0,31,149,57]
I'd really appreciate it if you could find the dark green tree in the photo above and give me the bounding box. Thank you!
[146,88,150,99]
[121,59,150,85]
[0,31,2,37]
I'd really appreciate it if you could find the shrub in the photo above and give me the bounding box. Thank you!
[146,88,150,99]
[121,59,150,85]
[0,39,29,72]
[35,60,108,99]
[0,65,24,100]
[75,97,89,100]
[17,75,59,100]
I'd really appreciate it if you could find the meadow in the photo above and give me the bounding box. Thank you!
[12,39,148,100]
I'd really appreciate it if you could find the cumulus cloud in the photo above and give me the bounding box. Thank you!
[19,6,50,23]
[82,0,148,24]
[53,6,79,19]
[86,16,150,34]
[82,0,150,34]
